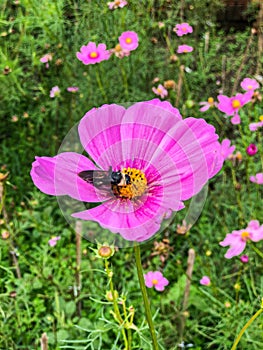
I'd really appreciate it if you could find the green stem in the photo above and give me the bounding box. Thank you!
[251,243,263,259]
[134,243,159,350]
[105,260,128,349]
[95,66,108,102]
[231,306,263,350]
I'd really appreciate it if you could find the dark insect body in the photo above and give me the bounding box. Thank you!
[78,168,131,197]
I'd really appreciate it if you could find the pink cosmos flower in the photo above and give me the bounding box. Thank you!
[173,23,193,36]
[48,236,61,247]
[118,31,139,51]
[246,144,257,156]
[40,53,52,68]
[249,121,263,131]
[144,271,169,291]
[199,97,217,112]
[177,45,193,54]
[250,173,263,184]
[30,99,223,242]
[220,139,236,160]
[76,42,110,65]
[152,84,168,99]
[109,44,130,58]
[240,255,249,263]
[200,276,211,286]
[240,78,259,91]
[217,91,253,125]
[50,86,60,98]
[220,220,263,258]
[67,86,79,93]
[108,0,127,10]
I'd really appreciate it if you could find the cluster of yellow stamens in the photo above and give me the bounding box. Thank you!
[241,231,250,241]
[113,167,147,200]
[232,99,241,109]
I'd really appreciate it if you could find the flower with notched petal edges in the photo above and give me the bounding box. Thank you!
[220,220,263,258]
[76,42,110,65]
[144,271,169,291]
[31,99,223,242]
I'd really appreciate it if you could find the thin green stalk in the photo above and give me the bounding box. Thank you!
[134,243,159,350]
[95,66,108,102]
[105,260,128,349]
[231,305,263,350]
[251,243,263,259]
[120,63,129,99]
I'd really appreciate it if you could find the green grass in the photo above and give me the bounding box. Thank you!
[0,0,263,349]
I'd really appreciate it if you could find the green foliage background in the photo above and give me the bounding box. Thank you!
[0,0,262,349]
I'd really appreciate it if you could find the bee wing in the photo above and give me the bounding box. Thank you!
[78,170,111,189]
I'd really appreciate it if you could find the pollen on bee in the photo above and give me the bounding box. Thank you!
[113,167,147,200]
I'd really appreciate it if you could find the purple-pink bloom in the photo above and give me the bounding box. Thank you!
[108,0,127,10]
[118,31,139,51]
[144,271,169,291]
[40,53,52,68]
[173,23,193,36]
[240,255,249,263]
[217,91,253,125]
[152,84,168,99]
[50,86,60,98]
[200,276,211,286]
[67,86,79,93]
[250,173,263,184]
[177,45,193,54]
[240,78,259,91]
[48,236,61,247]
[249,121,263,131]
[199,97,217,112]
[76,42,110,65]
[220,220,263,258]
[30,100,223,242]
[246,144,257,156]
[220,139,236,160]
[109,44,130,58]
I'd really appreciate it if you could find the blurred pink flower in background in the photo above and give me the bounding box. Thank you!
[249,120,263,131]
[48,236,61,247]
[50,86,60,98]
[240,255,249,263]
[220,220,263,258]
[152,84,168,98]
[177,45,193,53]
[246,144,258,156]
[240,78,259,91]
[217,91,253,125]
[200,276,211,286]
[110,44,130,58]
[220,139,236,160]
[250,173,263,184]
[199,97,217,112]
[119,31,139,51]
[40,53,52,68]
[108,0,127,10]
[173,23,193,36]
[144,271,169,291]
[67,86,79,93]
[76,42,110,65]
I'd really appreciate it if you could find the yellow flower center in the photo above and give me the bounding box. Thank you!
[259,115,263,121]
[247,85,253,90]
[182,26,187,32]
[112,167,147,200]
[89,51,98,58]
[125,37,132,44]
[232,99,241,109]
[115,44,122,52]
[152,279,158,285]
[241,231,250,241]
[208,97,214,105]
